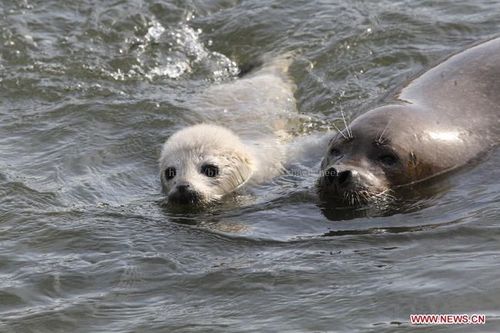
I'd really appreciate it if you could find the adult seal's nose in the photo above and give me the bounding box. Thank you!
[337,170,352,185]
[324,167,357,187]
[325,167,337,184]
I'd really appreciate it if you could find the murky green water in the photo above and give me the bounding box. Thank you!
[1,0,499,332]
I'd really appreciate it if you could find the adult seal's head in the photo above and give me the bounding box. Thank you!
[318,105,467,205]
[318,37,500,206]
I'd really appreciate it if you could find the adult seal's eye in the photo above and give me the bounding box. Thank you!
[164,167,176,180]
[330,147,341,156]
[378,154,399,166]
[201,164,219,178]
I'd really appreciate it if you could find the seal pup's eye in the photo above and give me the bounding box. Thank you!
[201,164,219,178]
[164,167,176,180]
[378,154,399,166]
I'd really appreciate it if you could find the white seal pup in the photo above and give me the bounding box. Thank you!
[159,55,297,205]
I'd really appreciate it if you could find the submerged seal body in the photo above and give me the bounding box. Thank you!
[318,38,500,206]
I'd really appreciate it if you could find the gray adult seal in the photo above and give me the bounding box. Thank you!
[318,37,500,206]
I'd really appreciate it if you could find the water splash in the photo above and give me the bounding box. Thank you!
[145,20,166,43]
[110,18,238,81]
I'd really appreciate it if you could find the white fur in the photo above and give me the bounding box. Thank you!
[159,55,296,204]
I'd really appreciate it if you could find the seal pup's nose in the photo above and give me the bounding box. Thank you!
[176,184,190,192]
[169,183,199,204]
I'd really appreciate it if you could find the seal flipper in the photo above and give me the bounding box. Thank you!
[237,52,296,82]
[237,59,264,78]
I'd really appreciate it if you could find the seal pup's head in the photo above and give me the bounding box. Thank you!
[317,105,453,206]
[159,124,254,205]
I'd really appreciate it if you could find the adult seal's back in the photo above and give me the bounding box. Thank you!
[318,37,500,206]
